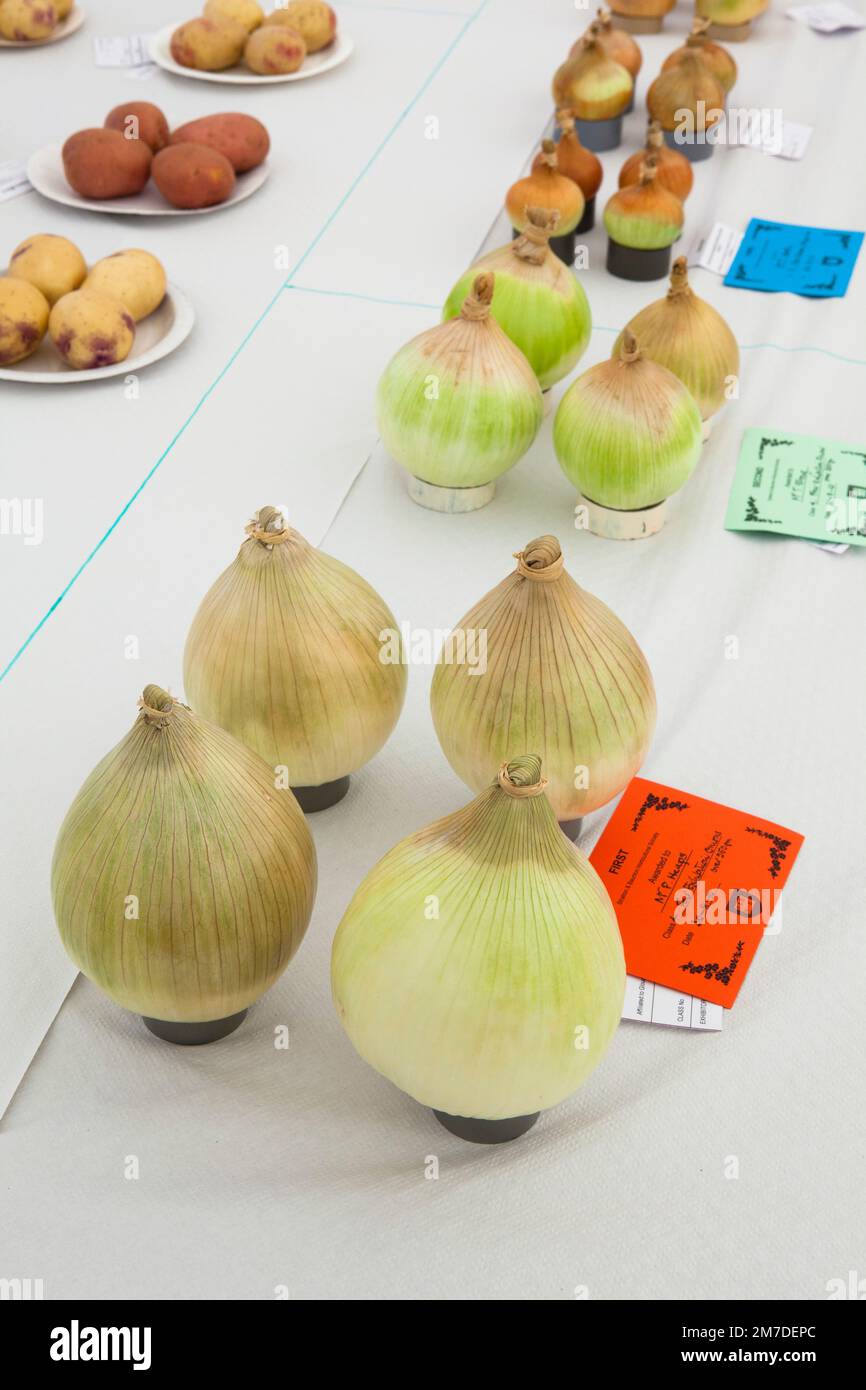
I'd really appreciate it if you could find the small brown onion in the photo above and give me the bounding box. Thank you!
[647,51,725,134]
[661,17,737,93]
[619,118,693,202]
[535,111,602,202]
[553,34,633,121]
[507,139,584,236]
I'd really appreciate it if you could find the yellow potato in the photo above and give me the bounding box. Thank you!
[244,23,305,73]
[0,276,49,365]
[49,290,135,371]
[264,1,335,52]
[203,0,263,33]
[8,233,86,306]
[170,17,246,70]
[54,0,73,17]
[84,249,167,322]
[0,0,58,40]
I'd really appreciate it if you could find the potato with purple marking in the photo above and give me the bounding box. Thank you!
[169,113,269,173]
[0,0,57,41]
[84,250,166,322]
[49,290,135,371]
[0,276,49,365]
[104,101,170,154]
[8,233,86,306]
[152,143,236,209]
[62,129,152,200]
[244,22,305,73]
[169,16,247,70]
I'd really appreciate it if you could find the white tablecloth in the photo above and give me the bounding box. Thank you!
[1,0,865,1300]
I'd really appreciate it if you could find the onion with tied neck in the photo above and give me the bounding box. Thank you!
[604,157,684,251]
[331,754,626,1128]
[614,257,739,421]
[183,507,406,805]
[506,139,584,236]
[647,51,725,138]
[430,535,656,823]
[618,119,693,202]
[377,272,543,493]
[554,330,703,511]
[577,9,643,81]
[553,34,633,121]
[442,208,592,391]
[51,685,316,1030]
[662,17,737,93]
[540,110,603,204]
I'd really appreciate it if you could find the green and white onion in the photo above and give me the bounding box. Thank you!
[331,755,625,1120]
[554,330,702,509]
[442,209,592,390]
[52,685,317,1024]
[377,272,543,489]
[431,534,656,821]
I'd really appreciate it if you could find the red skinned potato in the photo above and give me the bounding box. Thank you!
[152,143,236,209]
[169,113,269,173]
[105,102,170,154]
[62,129,152,200]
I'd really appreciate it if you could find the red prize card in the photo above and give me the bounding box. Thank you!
[589,779,805,1007]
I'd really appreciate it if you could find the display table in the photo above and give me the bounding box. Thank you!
[1,0,864,1300]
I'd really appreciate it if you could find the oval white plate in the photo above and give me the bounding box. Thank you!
[0,6,85,47]
[149,21,353,84]
[0,283,194,384]
[26,144,269,216]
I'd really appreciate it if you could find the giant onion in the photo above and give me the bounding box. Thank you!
[377,272,543,511]
[331,754,626,1142]
[613,256,740,422]
[442,209,592,391]
[554,330,702,535]
[52,685,317,1043]
[183,507,406,809]
[430,535,656,827]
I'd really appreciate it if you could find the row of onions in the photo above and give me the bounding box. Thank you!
[608,0,769,41]
[51,4,755,1143]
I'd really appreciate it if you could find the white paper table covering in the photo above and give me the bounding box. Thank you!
[1,0,865,1299]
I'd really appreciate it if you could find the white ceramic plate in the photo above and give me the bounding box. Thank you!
[26,145,269,216]
[149,22,353,84]
[0,6,85,47]
[0,283,194,384]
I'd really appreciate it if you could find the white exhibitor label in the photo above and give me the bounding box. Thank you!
[622,976,724,1031]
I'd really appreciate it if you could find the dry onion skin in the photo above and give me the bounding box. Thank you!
[442,209,592,391]
[183,508,406,788]
[506,139,584,236]
[554,330,703,510]
[377,272,543,488]
[604,158,684,250]
[543,110,603,201]
[430,535,656,821]
[661,17,737,93]
[614,256,739,421]
[580,9,643,79]
[610,0,676,20]
[331,755,626,1120]
[552,35,633,122]
[618,119,693,202]
[51,685,317,1024]
[647,51,726,135]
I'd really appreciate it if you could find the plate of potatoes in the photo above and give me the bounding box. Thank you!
[28,102,271,214]
[151,1,352,83]
[0,1,84,47]
[0,234,194,383]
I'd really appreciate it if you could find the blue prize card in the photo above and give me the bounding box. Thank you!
[723,219,864,298]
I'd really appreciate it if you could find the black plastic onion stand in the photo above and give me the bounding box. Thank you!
[575,113,623,152]
[559,816,584,842]
[292,775,350,812]
[662,129,715,163]
[606,238,673,282]
[576,196,595,236]
[433,1109,540,1144]
[142,1010,247,1045]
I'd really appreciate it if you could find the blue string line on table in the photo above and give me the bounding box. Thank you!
[0,0,493,688]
